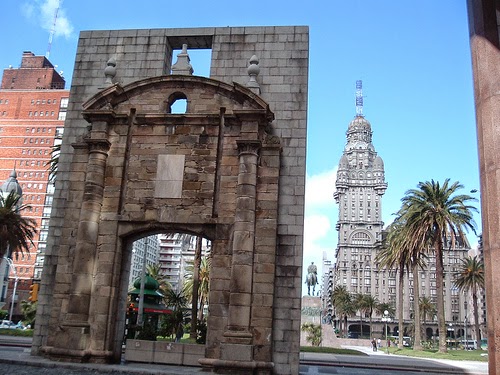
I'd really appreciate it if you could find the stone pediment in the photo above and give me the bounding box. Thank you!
[82,75,274,123]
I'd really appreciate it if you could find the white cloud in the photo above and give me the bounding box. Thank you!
[305,167,338,208]
[22,0,74,38]
[302,167,339,294]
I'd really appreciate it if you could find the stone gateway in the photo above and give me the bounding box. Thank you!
[32,26,308,375]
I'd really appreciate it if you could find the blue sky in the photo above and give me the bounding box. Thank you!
[0,1,481,290]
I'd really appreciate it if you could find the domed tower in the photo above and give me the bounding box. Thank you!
[333,81,387,299]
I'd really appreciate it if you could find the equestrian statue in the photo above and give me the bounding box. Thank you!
[305,261,318,296]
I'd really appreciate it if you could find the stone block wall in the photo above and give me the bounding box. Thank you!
[33,26,308,375]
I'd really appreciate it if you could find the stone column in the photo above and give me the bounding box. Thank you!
[224,140,261,345]
[467,1,500,373]
[65,128,111,324]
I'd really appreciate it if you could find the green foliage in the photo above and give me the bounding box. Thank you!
[196,320,207,344]
[388,347,488,362]
[0,190,37,259]
[301,323,322,347]
[375,302,395,317]
[136,321,157,341]
[20,301,37,328]
[0,310,8,320]
[395,179,477,353]
[0,328,33,336]
[146,263,172,296]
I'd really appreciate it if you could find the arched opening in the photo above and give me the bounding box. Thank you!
[120,230,212,359]
[166,92,188,114]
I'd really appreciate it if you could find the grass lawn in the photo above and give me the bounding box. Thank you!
[388,347,488,362]
[0,328,33,337]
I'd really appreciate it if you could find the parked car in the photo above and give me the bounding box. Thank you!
[0,320,15,329]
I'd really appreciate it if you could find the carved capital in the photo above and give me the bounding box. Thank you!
[237,140,261,157]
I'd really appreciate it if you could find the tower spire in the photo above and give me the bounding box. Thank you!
[46,0,60,59]
[355,80,364,117]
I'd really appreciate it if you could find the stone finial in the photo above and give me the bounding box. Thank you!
[104,57,117,85]
[171,44,194,75]
[246,55,261,94]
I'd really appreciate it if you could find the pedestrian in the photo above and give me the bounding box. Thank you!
[377,338,381,349]
[175,325,184,342]
[371,338,377,351]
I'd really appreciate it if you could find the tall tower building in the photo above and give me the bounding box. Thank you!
[0,51,69,315]
[329,82,472,340]
[333,81,387,297]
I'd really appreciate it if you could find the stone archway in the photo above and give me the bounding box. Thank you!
[32,26,308,375]
[38,74,280,367]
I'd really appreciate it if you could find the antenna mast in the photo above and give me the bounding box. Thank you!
[46,0,60,60]
[355,80,364,117]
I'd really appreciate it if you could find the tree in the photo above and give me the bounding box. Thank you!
[331,285,355,337]
[165,232,205,339]
[146,263,171,296]
[419,296,436,340]
[0,191,37,259]
[301,323,322,346]
[183,255,211,322]
[47,135,62,183]
[399,179,477,353]
[189,236,202,339]
[377,219,414,349]
[375,302,395,344]
[454,255,484,345]
[163,289,188,339]
[20,301,37,328]
[358,294,379,338]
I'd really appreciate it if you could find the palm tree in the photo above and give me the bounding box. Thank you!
[189,236,202,339]
[301,323,322,346]
[360,294,379,338]
[146,263,172,296]
[454,255,484,345]
[165,233,205,339]
[354,293,366,339]
[183,255,211,322]
[419,296,436,340]
[376,302,395,317]
[164,289,188,338]
[47,135,62,183]
[197,256,211,321]
[377,219,413,349]
[331,285,355,337]
[399,179,477,353]
[0,191,37,259]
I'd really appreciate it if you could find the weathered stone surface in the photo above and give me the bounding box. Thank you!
[34,26,308,375]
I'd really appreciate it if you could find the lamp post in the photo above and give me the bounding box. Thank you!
[3,257,18,323]
[448,323,454,350]
[382,310,391,354]
[464,316,467,349]
[136,236,149,328]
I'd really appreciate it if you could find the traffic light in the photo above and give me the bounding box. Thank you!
[29,283,39,302]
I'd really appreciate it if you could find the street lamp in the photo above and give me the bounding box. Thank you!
[382,310,392,354]
[464,315,468,349]
[448,323,455,350]
[3,257,18,323]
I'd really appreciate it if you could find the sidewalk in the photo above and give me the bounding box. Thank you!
[318,345,489,375]
[0,338,489,375]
